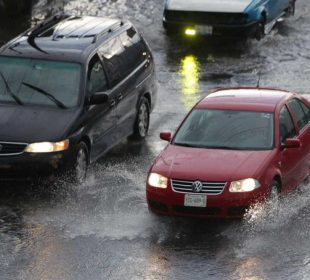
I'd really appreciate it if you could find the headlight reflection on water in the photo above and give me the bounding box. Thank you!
[178,55,201,110]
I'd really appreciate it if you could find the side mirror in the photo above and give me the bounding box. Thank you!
[89,92,108,105]
[160,132,171,142]
[282,138,301,149]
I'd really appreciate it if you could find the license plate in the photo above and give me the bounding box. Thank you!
[184,194,207,207]
[196,25,213,35]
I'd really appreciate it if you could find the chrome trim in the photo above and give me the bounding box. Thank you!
[171,179,226,195]
[0,141,28,156]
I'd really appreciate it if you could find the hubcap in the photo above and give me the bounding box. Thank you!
[138,103,149,137]
[75,148,87,183]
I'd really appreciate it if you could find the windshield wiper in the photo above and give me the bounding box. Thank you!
[204,145,246,150]
[22,82,67,109]
[0,70,23,105]
[173,142,204,148]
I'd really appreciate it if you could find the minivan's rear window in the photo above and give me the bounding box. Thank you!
[0,57,81,108]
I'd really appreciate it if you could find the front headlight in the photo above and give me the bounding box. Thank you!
[25,139,69,153]
[229,178,261,193]
[148,173,168,189]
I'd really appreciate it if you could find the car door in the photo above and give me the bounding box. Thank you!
[97,36,134,139]
[115,27,151,139]
[85,54,117,161]
[278,105,300,192]
[287,98,310,182]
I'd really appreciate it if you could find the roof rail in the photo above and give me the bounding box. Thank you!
[28,13,73,38]
[25,13,73,54]
[92,20,124,44]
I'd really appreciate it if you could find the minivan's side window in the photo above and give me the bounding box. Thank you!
[279,106,296,143]
[98,37,125,87]
[288,98,310,130]
[87,55,108,94]
[119,27,147,75]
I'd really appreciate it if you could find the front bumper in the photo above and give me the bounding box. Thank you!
[163,16,258,38]
[0,149,75,181]
[146,182,268,219]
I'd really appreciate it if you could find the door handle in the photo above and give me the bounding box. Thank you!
[118,94,123,101]
[110,100,116,107]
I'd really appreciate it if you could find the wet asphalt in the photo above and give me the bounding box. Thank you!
[1,0,310,279]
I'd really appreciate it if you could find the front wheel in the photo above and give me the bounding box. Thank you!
[255,21,266,41]
[269,180,280,202]
[132,97,150,140]
[71,142,89,184]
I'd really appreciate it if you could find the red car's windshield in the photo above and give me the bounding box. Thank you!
[173,109,274,150]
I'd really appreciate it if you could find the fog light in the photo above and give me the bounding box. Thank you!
[185,28,196,36]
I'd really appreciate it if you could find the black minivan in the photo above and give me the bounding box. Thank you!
[0,14,157,182]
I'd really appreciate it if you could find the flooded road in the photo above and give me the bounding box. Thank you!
[1,0,310,279]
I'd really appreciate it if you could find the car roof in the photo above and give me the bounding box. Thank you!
[0,14,130,64]
[166,0,252,13]
[196,88,294,112]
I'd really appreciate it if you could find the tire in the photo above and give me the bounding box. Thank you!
[71,142,89,184]
[132,97,150,140]
[163,21,173,35]
[269,180,280,202]
[255,20,266,41]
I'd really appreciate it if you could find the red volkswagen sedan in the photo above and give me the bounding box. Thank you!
[146,88,310,218]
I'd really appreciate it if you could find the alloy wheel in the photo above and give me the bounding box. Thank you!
[138,102,149,138]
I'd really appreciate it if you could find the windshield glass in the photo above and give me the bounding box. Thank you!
[173,109,274,150]
[0,57,81,108]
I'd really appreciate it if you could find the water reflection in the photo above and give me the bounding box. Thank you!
[144,247,170,280]
[24,224,71,280]
[233,256,266,280]
[178,55,201,110]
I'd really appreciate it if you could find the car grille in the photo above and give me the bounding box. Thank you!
[0,142,27,155]
[165,11,247,25]
[171,179,226,195]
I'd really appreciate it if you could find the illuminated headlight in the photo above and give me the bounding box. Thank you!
[185,28,196,36]
[25,139,69,153]
[148,173,168,189]
[229,178,261,193]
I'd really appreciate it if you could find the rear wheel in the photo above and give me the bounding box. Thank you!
[71,142,89,184]
[132,97,150,140]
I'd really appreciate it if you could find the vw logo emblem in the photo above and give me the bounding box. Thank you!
[192,180,203,193]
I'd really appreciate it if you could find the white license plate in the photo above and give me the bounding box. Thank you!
[196,25,213,35]
[184,194,207,207]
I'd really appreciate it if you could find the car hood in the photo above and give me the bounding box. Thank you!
[0,105,80,143]
[153,144,274,182]
[166,0,252,13]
